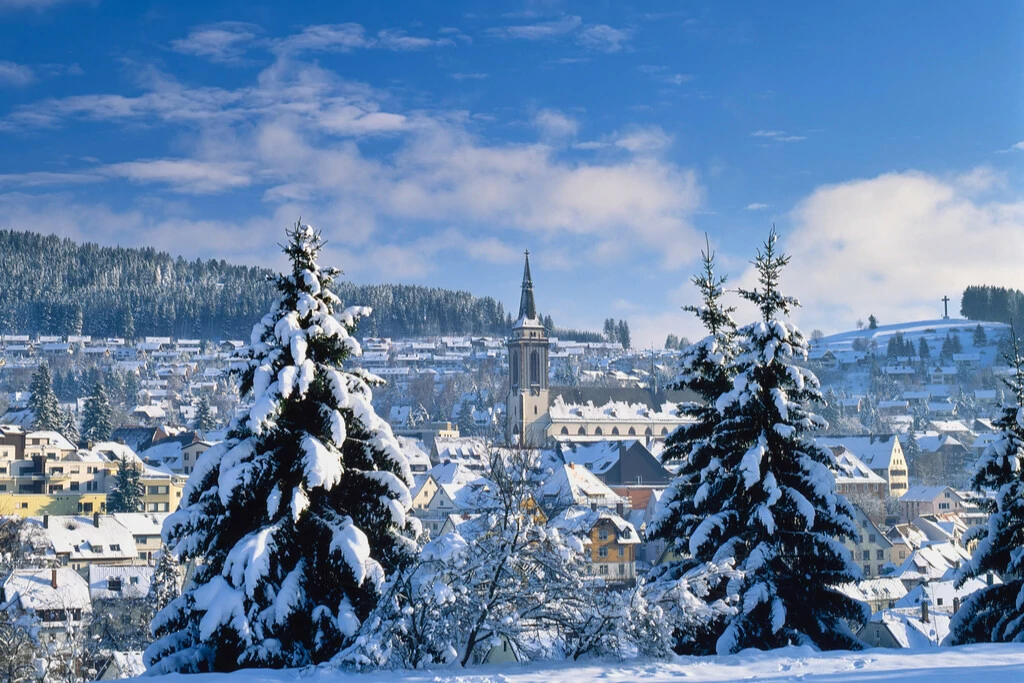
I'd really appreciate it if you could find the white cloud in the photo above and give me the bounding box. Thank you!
[533,109,578,139]
[171,22,260,64]
[745,202,768,211]
[101,159,252,193]
[751,129,806,143]
[613,126,673,153]
[273,23,454,55]
[450,72,488,81]
[487,15,582,40]
[763,170,1024,333]
[576,24,633,53]
[0,170,98,187]
[0,60,35,86]
[574,125,673,154]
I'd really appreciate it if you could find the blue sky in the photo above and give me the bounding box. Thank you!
[1,1,1022,345]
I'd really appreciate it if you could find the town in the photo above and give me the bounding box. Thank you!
[0,240,1019,677]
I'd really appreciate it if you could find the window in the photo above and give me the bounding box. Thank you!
[148,485,169,495]
[70,482,79,491]
[899,551,906,559]
[598,547,608,558]
[110,544,121,552]
[618,564,625,575]
[107,578,122,592]
[863,564,871,576]
[877,565,885,575]
[147,502,170,512]
[862,550,870,560]
[937,598,944,606]
[938,503,950,510]
[529,351,540,386]
[876,549,884,560]
[868,534,876,543]
[599,564,609,575]
[0,485,5,492]
[617,546,624,557]
[598,529,609,541]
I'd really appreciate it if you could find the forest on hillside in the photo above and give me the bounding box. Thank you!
[961,285,1024,326]
[0,230,515,340]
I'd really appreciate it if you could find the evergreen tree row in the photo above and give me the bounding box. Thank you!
[961,285,1024,326]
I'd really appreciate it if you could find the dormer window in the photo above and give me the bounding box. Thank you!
[107,578,122,592]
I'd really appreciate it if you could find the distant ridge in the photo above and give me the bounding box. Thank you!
[0,230,514,340]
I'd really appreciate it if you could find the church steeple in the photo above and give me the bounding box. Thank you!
[515,250,540,327]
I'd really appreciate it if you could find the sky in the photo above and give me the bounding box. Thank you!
[1,1,1023,347]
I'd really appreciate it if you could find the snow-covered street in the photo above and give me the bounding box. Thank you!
[148,644,1024,683]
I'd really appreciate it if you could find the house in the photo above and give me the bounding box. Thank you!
[550,507,640,583]
[96,652,146,680]
[858,607,950,649]
[837,577,907,613]
[538,463,628,515]
[911,433,973,488]
[110,512,169,563]
[894,577,999,617]
[814,435,908,497]
[556,439,671,486]
[899,486,966,521]
[830,448,890,524]
[1,567,92,640]
[24,513,139,574]
[843,504,894,579]
[891,541,971,589]
[88,564,154,600]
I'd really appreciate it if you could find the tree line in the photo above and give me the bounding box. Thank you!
[961,285,1024,326]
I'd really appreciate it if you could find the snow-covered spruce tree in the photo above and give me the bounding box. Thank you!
[81,381,113,444]
[28,363,61,431]
[688,229,866,654]
[149,543,182,613]
[648,236,741,654]
[194,395,217,434]
[106,456,144,513]
[146,224,419,673]
[949,333,1024,644]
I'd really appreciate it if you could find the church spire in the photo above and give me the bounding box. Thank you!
[518,249,538,322]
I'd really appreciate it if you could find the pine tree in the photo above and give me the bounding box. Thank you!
[649,236,740,653]
[106,456,144,513]
[617,319,631,349]
[948,334,1024,644]
[146,224,419,673]
[456,401,476,438]
[149,543,182,613]
[973,324,988,347]
[81,381,113,444]
[673,229,866,654]
[194,395,216,434]
[59,407,79,445]
[918,337,931,362]
[28,363,61,431]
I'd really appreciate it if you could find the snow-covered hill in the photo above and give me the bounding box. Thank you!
[145,643,1024,683]
[817,318,1008,364]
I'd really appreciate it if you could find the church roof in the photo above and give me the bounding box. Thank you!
[513,250,543,330]
[549,386,699,409]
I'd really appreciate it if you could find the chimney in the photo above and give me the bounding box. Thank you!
[921,597,930,624]
[93,511,100,528]
[51,568,57,590]
[616,502,625,517]
[42,514,49,529]
[987,571,994,586]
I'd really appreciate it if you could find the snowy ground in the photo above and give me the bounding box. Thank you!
[146,644,1024,683]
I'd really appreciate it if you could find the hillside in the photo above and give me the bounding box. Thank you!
[0,230,511,340]
[142,644,1024,683]
[816,318,1011,366]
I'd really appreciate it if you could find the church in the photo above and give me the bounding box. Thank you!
[505,252,696,447]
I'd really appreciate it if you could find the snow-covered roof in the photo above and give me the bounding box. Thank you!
[814,435,899,470]
[837,577,907,604]
[26,515,139,562]
[109,512,168,537]
[548,395,681,423]
[830,447,888,485]
[900,485,957,503]
[558,441,623,476]
[3,567,91,612]
[895,577,999,615]
[868,609,950,648]
[539,463,627,511]
[892,542,971,584]
[88,564,154,600]
[25,430,77,451]
[549,506,640,544]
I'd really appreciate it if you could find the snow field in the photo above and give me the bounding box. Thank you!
[144,643,1024,683]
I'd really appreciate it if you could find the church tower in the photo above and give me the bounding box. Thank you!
[506,250,550,446]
